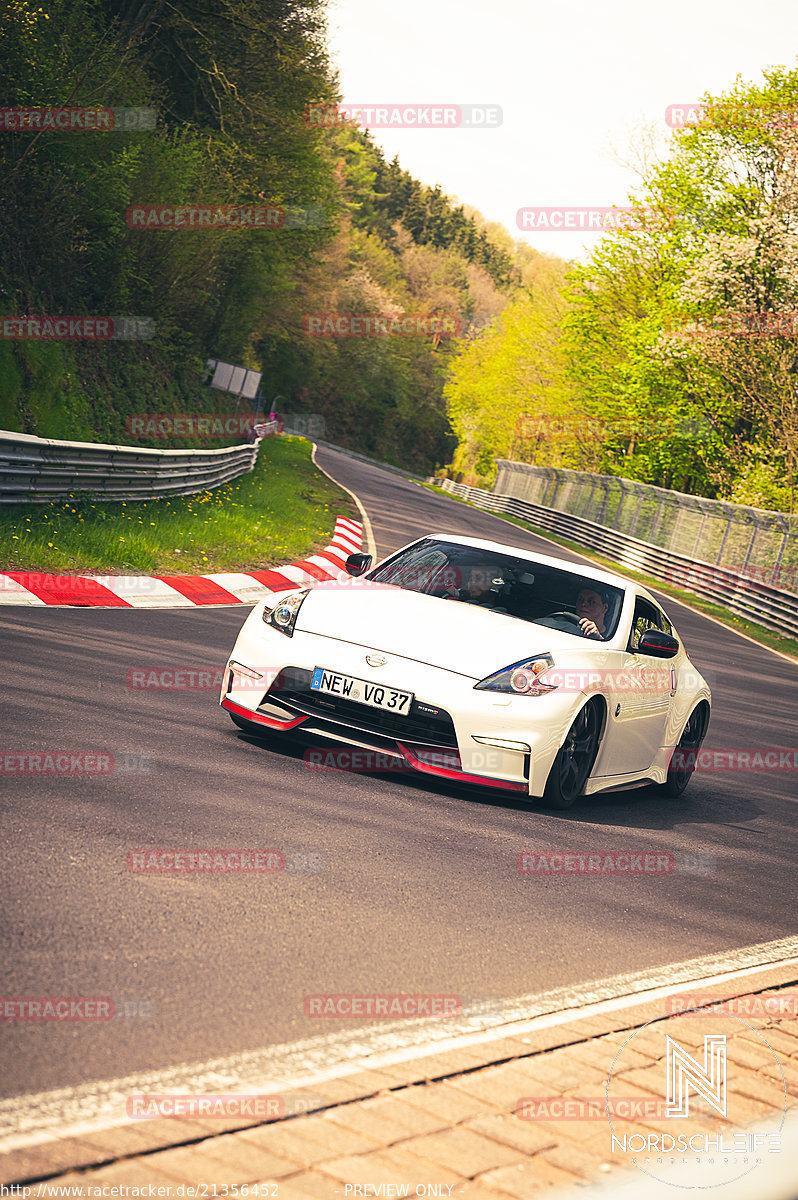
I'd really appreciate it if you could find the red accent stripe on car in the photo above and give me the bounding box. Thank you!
[222,697,308,730]
[397,743,529,793]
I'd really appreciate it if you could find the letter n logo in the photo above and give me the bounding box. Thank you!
[665,1034,726,1117]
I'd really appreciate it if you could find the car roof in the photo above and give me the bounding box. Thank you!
[422,533,635,593]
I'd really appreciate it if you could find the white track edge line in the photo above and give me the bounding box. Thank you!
[312,443,376,561]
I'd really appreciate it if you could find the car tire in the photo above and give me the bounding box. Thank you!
[540,699,602,810]
[659,704,708,797]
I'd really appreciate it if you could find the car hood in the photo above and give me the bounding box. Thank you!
[295,583,598,679]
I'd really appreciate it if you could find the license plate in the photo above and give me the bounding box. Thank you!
[310,667,413,714]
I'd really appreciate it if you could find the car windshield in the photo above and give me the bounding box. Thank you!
[369,538,625,640]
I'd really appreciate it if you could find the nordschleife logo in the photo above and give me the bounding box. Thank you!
[666,1033,727,1118]
[606,1010,786,1188]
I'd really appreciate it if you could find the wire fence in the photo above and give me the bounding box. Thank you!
[495,460,798,594]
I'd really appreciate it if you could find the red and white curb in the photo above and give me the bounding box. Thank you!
[0,516,362,608]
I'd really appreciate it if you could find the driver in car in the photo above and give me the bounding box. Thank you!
[575,587,609,639]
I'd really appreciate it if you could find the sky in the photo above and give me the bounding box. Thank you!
[325,0,798,260]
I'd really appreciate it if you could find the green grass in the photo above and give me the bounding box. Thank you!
[423,482,798,661]
[0,437,358,574]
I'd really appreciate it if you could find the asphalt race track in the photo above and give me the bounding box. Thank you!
[2,445,797,1103]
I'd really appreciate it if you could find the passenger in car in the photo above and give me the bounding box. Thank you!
[575,587,609,639]
[451,566,505,608]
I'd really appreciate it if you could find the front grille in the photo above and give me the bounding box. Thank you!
[264,666,459,749]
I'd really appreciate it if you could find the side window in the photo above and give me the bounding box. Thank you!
[372,543,448,592]
[654,606,675,639]
[629,598,662,652]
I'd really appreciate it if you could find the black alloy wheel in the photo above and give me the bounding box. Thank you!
[541,700,602,810]
[660,706,707,797]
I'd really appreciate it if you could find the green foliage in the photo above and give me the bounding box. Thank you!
[0,0,524,475]
[563,66,798,509]
[0,0,339,442]
[443,255,575,485]
[257,119,522,473]
[372,150,516,288]
[0,342,24,429]
[443,67,798,510]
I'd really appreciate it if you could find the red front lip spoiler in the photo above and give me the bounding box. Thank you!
[223,699,528,793]
[222,697,308,731]
[397,743,529,793]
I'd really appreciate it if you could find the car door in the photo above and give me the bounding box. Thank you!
[595,596,675,776]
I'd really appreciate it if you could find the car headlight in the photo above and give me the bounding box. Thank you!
[475,653,557,696]
[262,589,309,637]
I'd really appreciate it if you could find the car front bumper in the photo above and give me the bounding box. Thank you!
[220,605,592,796]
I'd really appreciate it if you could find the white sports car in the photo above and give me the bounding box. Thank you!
[220,534,711,808]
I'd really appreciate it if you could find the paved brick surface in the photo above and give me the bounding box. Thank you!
[3,974,797,1197]
[450,1062,542,1110]
[323,1096,448,1142]
[237,1117,379,1166]
[464,1113,558,1156]
[394,1081,497,1124]
[398,1126,524,1176]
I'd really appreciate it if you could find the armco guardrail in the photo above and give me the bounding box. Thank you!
[432,474,798,639]
[0,422,277,504]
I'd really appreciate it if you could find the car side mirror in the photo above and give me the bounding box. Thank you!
[638,628,679,658]
[345,552,372,577]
